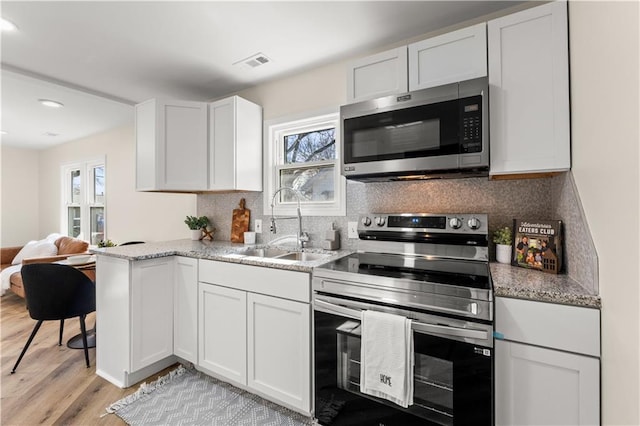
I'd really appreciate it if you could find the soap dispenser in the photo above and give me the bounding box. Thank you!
[321,222,341,250]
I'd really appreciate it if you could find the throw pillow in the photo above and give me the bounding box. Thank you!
[11,240,58,265]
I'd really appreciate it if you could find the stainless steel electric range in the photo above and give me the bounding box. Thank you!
[313,213,493,426]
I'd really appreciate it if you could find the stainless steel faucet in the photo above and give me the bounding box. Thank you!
[270,187,310,250]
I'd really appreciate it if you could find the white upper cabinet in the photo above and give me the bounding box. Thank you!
[208,96,263,191]
[346,47,408,103]
[408,22,487,91]
[136,99,208,191]
[488,1,570,176]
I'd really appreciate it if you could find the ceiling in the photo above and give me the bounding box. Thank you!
[1,1,525,150]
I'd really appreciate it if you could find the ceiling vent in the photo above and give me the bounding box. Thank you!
[234,53,271,69]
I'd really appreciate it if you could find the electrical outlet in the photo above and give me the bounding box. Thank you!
[348,221,359,239]
[255,219,262,233]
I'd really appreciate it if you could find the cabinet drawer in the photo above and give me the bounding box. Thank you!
[496,297,600,357]
[199,260,310,303]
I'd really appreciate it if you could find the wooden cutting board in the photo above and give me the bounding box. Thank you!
[231,198,250,243]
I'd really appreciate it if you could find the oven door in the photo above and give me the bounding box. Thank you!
[313,296,493,426]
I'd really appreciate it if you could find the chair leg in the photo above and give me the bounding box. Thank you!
[79,315,90,368]
[58,319,65,346]
[11,320,44,374]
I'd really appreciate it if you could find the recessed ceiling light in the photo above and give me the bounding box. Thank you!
[1,18,17,32]
[38,99,64,108]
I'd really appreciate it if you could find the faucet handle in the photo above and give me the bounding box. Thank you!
[299,232,310,248]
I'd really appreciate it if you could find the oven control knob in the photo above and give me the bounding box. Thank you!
[374,216,386,227]
[467,217,481,230]
[449,217,462,229]
[361,216,372,227]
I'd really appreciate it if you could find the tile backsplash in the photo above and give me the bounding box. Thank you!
[197,171,597,293]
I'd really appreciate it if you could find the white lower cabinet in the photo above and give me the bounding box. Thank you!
[197,259,311,414]
[96,255,176,388]
[247,293,310,412]
[495,340,600,426]
[198,282,247,385]
[174,256,198,363]
[130,257,175,371]
[495,297,600,426]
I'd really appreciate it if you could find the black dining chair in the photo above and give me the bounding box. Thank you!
[11,263,96,374]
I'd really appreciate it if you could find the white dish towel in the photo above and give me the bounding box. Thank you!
[360,310,414,408]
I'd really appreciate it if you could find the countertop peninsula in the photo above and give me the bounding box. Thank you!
[91,239,351,273]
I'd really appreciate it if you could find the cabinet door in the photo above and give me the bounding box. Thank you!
[96,255,131,387]
[408,22,487,91]
[346,47,408,103]
[495,340,600,426]
[198,282,247,385]
[135,99,208,191]
[247,293,310,412]
[174,256,198,363]
[208,96,262,191]
[488,2,570,175]
[130,258,174,372]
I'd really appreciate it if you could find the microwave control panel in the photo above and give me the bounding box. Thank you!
[460,95,483,153]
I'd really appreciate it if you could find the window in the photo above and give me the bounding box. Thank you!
[265,111,345,216]
[62,159,106,245]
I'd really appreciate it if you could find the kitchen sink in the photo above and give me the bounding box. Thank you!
[236,247,332,262]
[273,252,331,262]
[240,247,290,258]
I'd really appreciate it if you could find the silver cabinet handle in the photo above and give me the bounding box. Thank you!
[314,298,488,340]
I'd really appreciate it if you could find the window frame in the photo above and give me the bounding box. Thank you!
[61,157,106,245]
[264,110,346,217]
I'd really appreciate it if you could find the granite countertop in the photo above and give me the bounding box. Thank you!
[91,239,351,273]
[491,262,601,309]
[92,240,600,308]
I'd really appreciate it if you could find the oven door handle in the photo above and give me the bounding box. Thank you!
[314,299,489,340]
[315,298,361,320]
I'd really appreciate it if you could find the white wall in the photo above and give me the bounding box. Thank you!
[569,1,639,424]
[238,61,346,120]
[38,124,197,244]
[0,145,41,246]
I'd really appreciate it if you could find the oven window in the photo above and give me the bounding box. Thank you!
[414,355,453,421]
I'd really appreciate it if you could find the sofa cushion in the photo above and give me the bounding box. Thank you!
[55,237,89,255]
[11,240,58,265]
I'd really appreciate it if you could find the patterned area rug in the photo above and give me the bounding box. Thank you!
[106,365,313,425]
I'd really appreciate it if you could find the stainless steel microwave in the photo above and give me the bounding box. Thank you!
[340,77,488,182]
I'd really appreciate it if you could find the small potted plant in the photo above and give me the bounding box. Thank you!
[185,215,210,241]
[493,226,513,264]
[98,239,117,248]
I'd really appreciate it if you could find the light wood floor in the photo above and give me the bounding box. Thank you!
[1,291,177,425]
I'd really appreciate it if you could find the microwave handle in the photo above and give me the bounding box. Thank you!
[314,298,488,340]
